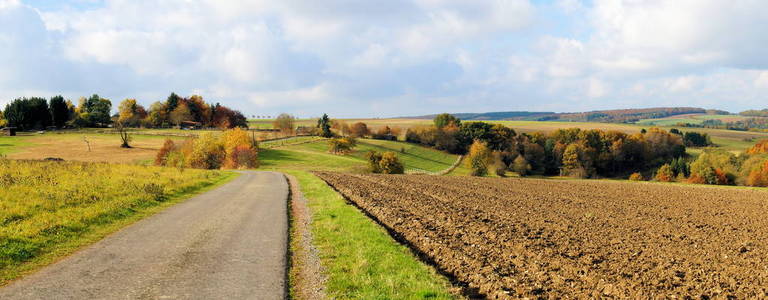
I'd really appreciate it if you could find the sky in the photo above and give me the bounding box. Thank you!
[1,0,767,118]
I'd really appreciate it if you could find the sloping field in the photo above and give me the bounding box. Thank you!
[316,172,768,298]
[260,138,464,174]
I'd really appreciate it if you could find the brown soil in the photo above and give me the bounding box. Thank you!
[315,172,768,299]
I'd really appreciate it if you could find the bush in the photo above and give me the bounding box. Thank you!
[349,122,370,138]
[154,139,176,166]
[188,133,226,169]
[629,172,644,181]
[222,128,258,169]
[689,149,737,185]
[328,137,357,154]
[379,152,404,174]
[512,155,531,177]
[654,164,674,182]
[747,161,768,187]
[366,151,383,173]
[747,139,768,155]
[154,129,259,170]
[366,151,404,174]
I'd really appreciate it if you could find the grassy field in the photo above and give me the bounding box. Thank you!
[0,132,188,164]
[636,113,749,126]
[0,159,236,285]
[285,170,456,299]
[260,138,463,174]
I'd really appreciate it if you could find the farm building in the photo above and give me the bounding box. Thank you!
[178,121,202,130]
[2,127,17,136]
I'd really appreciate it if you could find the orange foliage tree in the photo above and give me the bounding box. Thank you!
[747,139,768,155]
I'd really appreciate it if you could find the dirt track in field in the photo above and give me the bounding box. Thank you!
[315,172,768,299]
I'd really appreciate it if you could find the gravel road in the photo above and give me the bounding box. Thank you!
[0,171,289,300]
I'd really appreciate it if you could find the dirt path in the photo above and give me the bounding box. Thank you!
[0,171,289,300]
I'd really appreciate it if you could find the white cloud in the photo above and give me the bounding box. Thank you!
[755,72,768,89]
[1,0,767,116]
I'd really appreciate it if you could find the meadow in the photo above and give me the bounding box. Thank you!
[260,137,466,174]
[0,159,234,284]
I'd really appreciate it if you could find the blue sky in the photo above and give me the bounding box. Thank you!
[1,0,767,118]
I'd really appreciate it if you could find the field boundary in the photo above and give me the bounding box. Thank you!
[407,154,463,175]
[284,174,326,300]
[313,172,479,298]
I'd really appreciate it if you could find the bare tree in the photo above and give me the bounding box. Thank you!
[273,113,296,134]
[115,121,132,148]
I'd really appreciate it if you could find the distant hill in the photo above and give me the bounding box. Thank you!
[404,111,555,121]
[405,107,725,123]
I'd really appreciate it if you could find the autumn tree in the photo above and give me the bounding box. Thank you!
[148,101,169,127]
[118,99,148,127]
[170,102,193,126]
[746,160,768,187]
[434,113,461,129]
[654,164,674,182]
[467,140,492,176]
[512,155,531,176]
[349,122,370,138]
[747,140,768,155]
[274,113,296,134]
[561,143,589,178]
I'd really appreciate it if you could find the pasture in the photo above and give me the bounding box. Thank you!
[260,137,466,174]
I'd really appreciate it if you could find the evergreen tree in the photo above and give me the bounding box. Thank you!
[49,95,69,128]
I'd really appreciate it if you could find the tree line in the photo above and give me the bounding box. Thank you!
[1,93,248,130]
[405,113,686,178]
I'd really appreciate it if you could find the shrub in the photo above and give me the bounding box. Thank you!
[494,152,507,177]
[654,164,674,182]
[689,149,737,185]
[366,151,382,173]
[187,133,226,169]
[349,122,370,138]
[747,139,768,155]
[154,129,258,170]
[512,155,531,177]
[328,137,357,154]
[629,172,644,181]
[222,128,258,169]
[366,151,404,174]
[747,161,768,187]
[379,152,404,174]
[154,139,176,166]
[467,140,492,176]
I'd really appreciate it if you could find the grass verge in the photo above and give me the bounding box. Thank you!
[0,161,238,286]
[284,170,456,299]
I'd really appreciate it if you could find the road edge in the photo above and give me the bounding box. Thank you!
[284,173,327,300]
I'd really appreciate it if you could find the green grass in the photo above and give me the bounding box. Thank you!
[0,136,35,155]
[259,138,461,174]
[0,160,238,285]
[285,170,456,299]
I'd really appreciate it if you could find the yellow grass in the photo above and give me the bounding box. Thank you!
[0,159,235,284]
[3,133,186,164]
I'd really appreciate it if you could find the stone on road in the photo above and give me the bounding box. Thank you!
[0,171,289,300]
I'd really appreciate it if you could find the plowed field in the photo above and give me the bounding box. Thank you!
[315,172,768,299]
